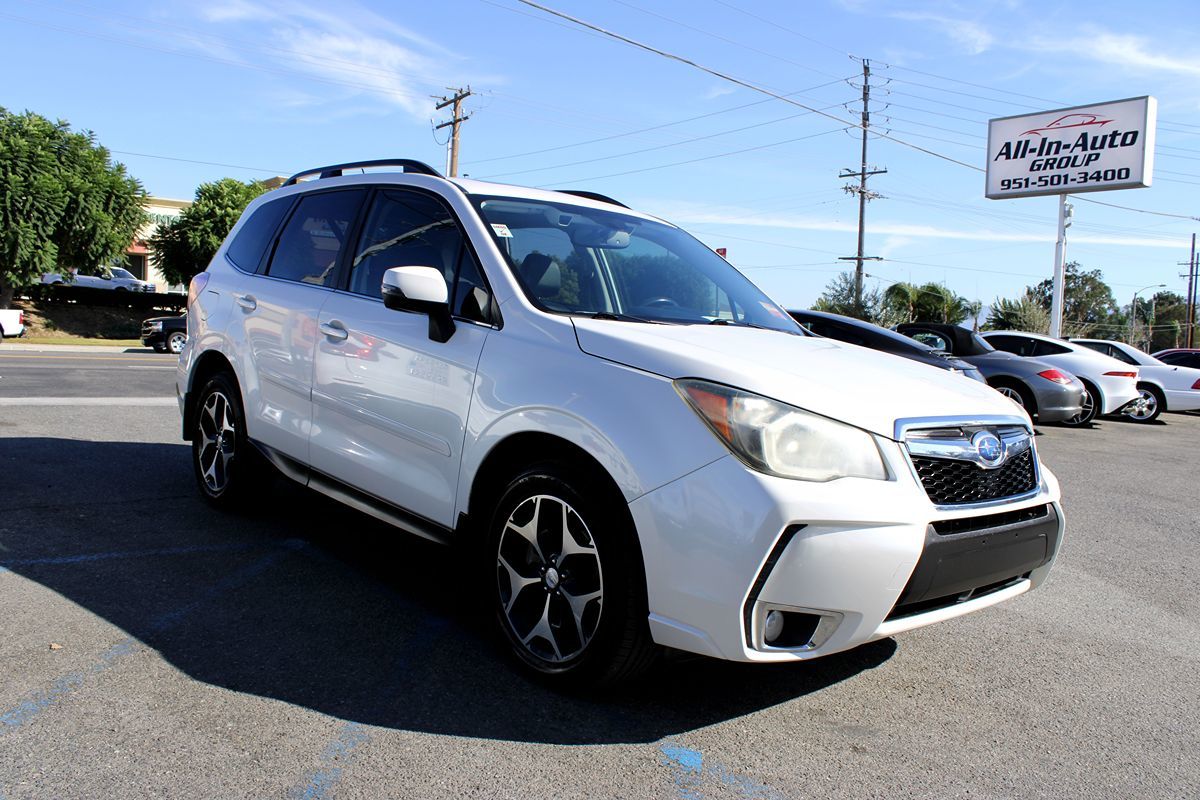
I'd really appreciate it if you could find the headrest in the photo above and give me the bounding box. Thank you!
[519,253,561,298]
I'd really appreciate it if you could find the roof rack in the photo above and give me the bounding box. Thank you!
[555,189,629,209]
[282,159,443,187]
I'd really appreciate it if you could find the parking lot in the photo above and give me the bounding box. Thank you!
[1,346,1197,799]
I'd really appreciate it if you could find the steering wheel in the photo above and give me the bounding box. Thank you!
[639,296,680,308]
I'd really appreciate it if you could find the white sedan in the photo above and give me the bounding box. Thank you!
[982,331,1141,426]
[42,266,155,292]
[1071,339,1200,422]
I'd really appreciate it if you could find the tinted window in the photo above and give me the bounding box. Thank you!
[1104,345,1138,365]
[267,191,364,287]
[1160,352,1200,368]
[986,335,1030,356]
[476,195,798,332]
[349,189,491,323]
[907,330,951,352]
[1031,340,1071,357]
[228,197,291,272]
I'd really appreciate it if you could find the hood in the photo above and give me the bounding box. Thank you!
[572,319,1025,439]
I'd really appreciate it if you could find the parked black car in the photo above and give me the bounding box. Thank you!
[142,314,187,354]
[787,309,985,382]
[896,322,1085,424]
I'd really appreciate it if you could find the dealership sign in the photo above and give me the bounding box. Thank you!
[986,96,1156,199]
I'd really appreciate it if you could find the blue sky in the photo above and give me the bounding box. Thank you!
[3,0,1199,314]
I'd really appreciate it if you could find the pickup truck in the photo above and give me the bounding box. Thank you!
[42,266,155,292]
[0,309,26,340]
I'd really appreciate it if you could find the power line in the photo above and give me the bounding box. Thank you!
[469,77,852,165]
[479,102,849,179]
[513,0,985,172]
[609,0,845,79]
[543,127,849,185]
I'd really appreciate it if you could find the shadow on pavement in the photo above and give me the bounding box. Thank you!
[0,436,895,745]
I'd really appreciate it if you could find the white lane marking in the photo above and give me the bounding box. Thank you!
[0,397,176,406]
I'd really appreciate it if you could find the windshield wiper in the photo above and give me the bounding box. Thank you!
[576,311,660,324]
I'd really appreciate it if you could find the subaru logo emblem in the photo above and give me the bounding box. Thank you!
[972,431,1005,466]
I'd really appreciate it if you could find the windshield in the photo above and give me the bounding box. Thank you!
[474,195,801,333]
[111,267,135,280]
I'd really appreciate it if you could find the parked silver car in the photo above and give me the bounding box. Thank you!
[897,324,1085,425]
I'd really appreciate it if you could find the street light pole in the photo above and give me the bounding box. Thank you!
[1130,283,1166,347]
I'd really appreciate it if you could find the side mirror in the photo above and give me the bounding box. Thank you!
[381,266,455,343]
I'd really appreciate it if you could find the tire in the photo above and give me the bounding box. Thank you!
[486,462,657,688]
[1060,380,1098,427]
[1123,383,1164,423]
[191,372,262,509]
[990,380,1035,418]
[167,331,187,355]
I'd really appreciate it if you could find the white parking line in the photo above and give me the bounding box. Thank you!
[0,397,177,406]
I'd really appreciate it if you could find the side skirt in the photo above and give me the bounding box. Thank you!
[252,441,455,547]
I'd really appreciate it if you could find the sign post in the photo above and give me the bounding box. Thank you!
[986,96,1156,337]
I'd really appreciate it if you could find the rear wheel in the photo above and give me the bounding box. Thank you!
[191,372,262,508]
[990,380,1035,417]
[1060,380,1098,427]
[487,462,656,687]
[1123,383,1164,423]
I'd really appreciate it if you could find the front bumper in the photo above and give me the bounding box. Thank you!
[630,439,1062,663]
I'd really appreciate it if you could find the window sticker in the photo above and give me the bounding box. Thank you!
[491,223,513,238]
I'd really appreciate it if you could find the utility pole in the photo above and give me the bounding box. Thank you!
[839,58,886,313]
[1049,195,1073,339]
[1186,234,1197,348]
[434,86,472,177]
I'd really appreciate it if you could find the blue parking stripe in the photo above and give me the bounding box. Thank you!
[0,543,303,735]
[0,540,267,569]
[289,723,371,800]
[659,742,783,800]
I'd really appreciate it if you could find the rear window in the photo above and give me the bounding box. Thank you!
[227,197,292,272]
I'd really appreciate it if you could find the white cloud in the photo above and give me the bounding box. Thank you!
[193,0,482,118]
[703,84,737,101]
[891,12,994,55]
[1026,30,1200,77]
[655,204,1189,250]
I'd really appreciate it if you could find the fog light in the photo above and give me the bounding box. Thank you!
[763,610,784,644]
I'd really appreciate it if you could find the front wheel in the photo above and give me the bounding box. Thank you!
[1123,384,1164,423]
[167,331,187,354]
[487,463,656,687]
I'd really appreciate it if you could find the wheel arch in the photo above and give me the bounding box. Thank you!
[182,350,239,440]
[987,375,1038,417]
[463,428,652,638]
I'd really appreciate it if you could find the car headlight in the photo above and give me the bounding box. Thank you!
[149,321,163,331]
[676,379,888,482]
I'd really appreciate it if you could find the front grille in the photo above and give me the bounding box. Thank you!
[912,448,1036,506]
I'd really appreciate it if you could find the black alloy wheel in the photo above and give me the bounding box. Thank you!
[487,462,656,687]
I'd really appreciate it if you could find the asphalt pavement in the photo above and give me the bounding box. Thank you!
[0,350,1197,799]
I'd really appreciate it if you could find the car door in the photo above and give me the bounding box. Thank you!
[234,188,367,464]
[309,187,494,529]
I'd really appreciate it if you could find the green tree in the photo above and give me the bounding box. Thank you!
[1141,290,1188,352]
[880,281,973,325]
[1028,261,1120,337]
[0,108,147,308]
[812,271,881,321]
[984,291,1050,334]
[151,178,269,286]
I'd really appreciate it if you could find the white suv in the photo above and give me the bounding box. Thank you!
[178,159,1063,685]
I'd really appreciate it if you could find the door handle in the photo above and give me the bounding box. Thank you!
[319,320,349,341]
[235,294,257,311]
